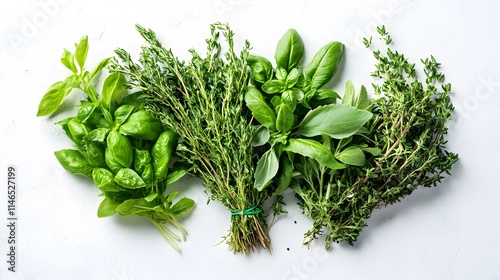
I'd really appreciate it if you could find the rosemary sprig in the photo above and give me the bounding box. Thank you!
[294,28,458,249]
[112,23,271,253]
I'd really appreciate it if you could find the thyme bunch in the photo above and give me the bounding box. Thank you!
[293,28,458,249]
[112,24,271,253]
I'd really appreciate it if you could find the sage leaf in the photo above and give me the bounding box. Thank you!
[252,126,270,147]
[275,155,293,194]
[342,80,355,106]
[335,146,366,166]
[284,139,345,170]
[297,104,373,139]
[355,85,370,110]
[254,148,279,191]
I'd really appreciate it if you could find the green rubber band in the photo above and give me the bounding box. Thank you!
[231,205,262,220]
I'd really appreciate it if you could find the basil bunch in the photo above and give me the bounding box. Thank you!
[37,37,194,250]
[245,29,376,194]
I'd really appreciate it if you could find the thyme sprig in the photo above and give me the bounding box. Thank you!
[112,23,271,253]
[294,27,458,249]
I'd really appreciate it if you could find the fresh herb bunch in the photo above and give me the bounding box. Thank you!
[112,24,271,253]
[293,26,458,249]
[37,37,195,251]
[245,29,374,197]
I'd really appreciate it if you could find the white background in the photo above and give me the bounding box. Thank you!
[1,0,499,279]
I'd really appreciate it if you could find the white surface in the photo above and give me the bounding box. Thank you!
[1,0,499,279]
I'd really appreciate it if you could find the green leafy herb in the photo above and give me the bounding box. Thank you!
[113,23,271,253]
[293,27,458,249]
[37,38,194,251]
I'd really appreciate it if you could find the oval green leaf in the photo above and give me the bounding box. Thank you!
[297,104,373,139]
[254,148,280,191]
[284,139,345,170]
[244,86,276,131]
[305,41,344,89]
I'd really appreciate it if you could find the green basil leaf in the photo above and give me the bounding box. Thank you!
[101,72,127,109]
[56,117,76,142]
[247,54,273,84]
[98,105,114,129]
[54,149,94,178]
[114,104,135,127]
[97,196,121,218]
[275,67,288,81]
[355,85,370,110]
[68,118,91,147]
[275,104,294,133]
[262,79,286,94]
[275,29,305,72]
[74,35,88,70]
[114,168,146,189]
[297,104,373,139]
[275,155,293,194]
[254,148,279,191]
[60,49,77,73]
[141,164,154,187]
[92,168,124,192]
[244,86,276,131]
[77,102,98,123]
[305,41,344,89]
[89,57,111,82]
[119,110,163,140]
[284,139,345,170]
[86,128,110,142]
[165,191,179,207]
[86,141,106,167]
[170,197,195,216]
[270,96,281,110]
[315,88,341,101]
[152,129,178,181]
[281,89,297,111]
[285,68,301,88]
[342,80,355,106]
[252,126,270,147]
[36,80,73,116]
[106,130,133,168]
[105,147,123,174]
[165,162,190,185]
[116,198,161,215]
[335,146,366,166]
[134,149,152,174]
[144,192,158,202]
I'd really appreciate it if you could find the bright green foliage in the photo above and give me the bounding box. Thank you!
[37,39,194,251]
